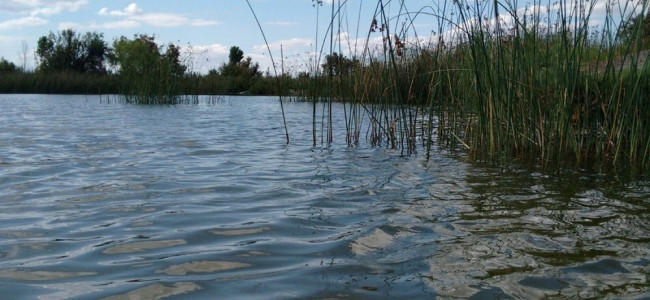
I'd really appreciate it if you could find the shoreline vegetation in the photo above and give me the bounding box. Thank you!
[1,0,648,174]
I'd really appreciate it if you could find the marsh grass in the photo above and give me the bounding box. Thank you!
[246,0,290,144]
[114,59,188,105]
[297,0,649,173]
[0,71,119,94]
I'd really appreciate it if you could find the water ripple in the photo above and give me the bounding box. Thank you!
[0,95,647,299]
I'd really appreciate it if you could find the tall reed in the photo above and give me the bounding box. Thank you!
[301,0,649,172]
[245,0,290,144]
[117,62,186,105]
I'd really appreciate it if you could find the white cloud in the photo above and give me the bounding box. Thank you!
[182,43,230,73]
[0,35,33,69]
[131,13,187,27]
[58,21,83,30]
[254,37,312,52]
[1,0,86,15]
[30,0,87,16]
[59,20,135,31]
[103,20,141,29]
[0,16,48,31]
[98,3,141,17]
[191,44,229,55]
[59,19,140,30]
[190,19,221,27]
[0,1,35,13]
[123,3,142,15]
[248,52,274,73]
[180,43,303,74]
[251,38,319,74]
[97,2,219,29]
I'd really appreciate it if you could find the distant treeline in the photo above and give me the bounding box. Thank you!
[0,69,285,96]
[0,29,294,97]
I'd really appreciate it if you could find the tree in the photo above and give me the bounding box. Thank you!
[110,34,188,100]
[322,52,358,76]
[219,46,256,77]
[619,9,650,48]
[164,43,186,76]
[216,46,261,93]
[229,46,244,64]
[36,29,110,73]
[111,34,186,77]
[111,35,158,76]
[0,57,17,73]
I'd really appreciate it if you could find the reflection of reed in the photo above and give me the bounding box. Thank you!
[424,166,650,299]
[156,261,251,276]
[0,269,96,281]
[349,228,394,256]
[103,239,186,254]
[103,283,201,300]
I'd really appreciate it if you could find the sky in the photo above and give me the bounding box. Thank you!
[1,0,381,74]
[0,0,643,74]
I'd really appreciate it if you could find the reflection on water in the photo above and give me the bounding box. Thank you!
[0,95,647,299]
[427,169,649,298]
[156,261,251,276]
[103,239,187,254]
[102,282,201,300]
[350,228,396,256]
[0,269,96,281]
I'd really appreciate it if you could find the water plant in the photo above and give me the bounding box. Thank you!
[245,0,290,144]
[110,34,189,104]
[297,0,648,173]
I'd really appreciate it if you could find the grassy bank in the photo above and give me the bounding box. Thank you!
[0,71,119,94]
[0,71,281,97]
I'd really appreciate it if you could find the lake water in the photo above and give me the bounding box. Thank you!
[0,94,648,299]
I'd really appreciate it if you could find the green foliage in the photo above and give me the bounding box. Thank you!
[110,34,187,103]
[211,46,261,94]
[111,35,185,76]
[0,57,17,73]
[36,29,110,73]
[619,8,650,48]
[164,43,187,76]
[0,71,118,94]
[321,52,358,76]
[300,0,650,173]
[6,27,269,98]
[229,46,244,64]
[112,35,160,76]
[4,31,268,97]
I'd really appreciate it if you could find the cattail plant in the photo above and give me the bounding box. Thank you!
[297,0,648,173]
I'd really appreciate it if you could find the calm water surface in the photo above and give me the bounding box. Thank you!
[0,95,648,299]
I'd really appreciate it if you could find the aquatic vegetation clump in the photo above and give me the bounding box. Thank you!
[299,0,649,173]
[110,34,189,104]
